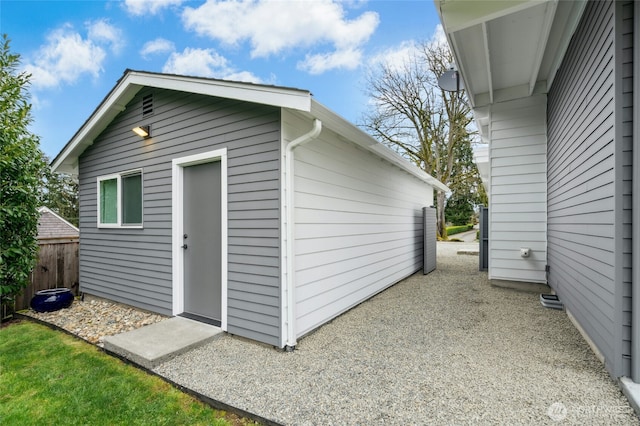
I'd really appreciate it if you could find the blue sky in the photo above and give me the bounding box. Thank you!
[1,0,442,159]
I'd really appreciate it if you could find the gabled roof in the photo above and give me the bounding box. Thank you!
[52,70,449,192]
[37,207,79,240]
[51,70,311,174]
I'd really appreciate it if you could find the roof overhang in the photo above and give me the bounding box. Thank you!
[51,70,312,174]
[435,0,587,193]
[310,100,450,192]
[435,0,587,109]
[52,69,449,192]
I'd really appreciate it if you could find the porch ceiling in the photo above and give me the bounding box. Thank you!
[435,0,587,109]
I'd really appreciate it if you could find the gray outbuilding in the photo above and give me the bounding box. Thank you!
[52,70,448,348]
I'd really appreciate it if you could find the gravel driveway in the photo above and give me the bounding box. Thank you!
[154,242,638,425]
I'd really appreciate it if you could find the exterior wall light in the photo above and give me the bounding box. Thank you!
[132,125,150,138]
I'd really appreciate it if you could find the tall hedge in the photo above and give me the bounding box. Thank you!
[0,35,47,300]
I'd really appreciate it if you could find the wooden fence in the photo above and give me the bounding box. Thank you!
[14,239,80,311]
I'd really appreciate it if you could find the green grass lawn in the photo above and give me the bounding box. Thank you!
[0,320,253,425]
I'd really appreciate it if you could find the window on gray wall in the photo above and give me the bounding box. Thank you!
[97,170,143,228]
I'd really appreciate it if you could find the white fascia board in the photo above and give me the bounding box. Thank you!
[481,22,493,104]
[126,71,311,112]
[545,0,588,90]
[51,70,312,175]
[528,0,558,95]
[446,32,477,108]
[309,99,450,193]
[434,1,476,107]
[51,79,142,174]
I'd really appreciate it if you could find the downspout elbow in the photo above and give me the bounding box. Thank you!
[286,119,322,154]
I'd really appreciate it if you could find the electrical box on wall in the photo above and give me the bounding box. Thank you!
[520,248,531,258]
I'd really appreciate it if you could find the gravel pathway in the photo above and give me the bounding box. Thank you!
[154,242,638,425]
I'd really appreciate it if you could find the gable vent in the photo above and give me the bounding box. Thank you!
[142,94,153,116]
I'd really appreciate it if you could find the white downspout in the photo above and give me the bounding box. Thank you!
[283,118,322,350]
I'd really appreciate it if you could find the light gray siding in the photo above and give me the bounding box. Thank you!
[283,111,432,338]
[488,95,548,283]
[547,0,632,377]
[79,88,282,346]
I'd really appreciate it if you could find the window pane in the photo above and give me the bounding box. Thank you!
[100,179,117,224]
[122,173,142,225]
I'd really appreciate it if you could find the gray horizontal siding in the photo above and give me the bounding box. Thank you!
[620,0,633,375]
[79,87,281,346]
[547,0,629,377]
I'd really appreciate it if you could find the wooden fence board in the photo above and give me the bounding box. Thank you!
[14,240,79,311]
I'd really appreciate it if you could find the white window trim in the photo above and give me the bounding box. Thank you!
[96,169,144,229]
[171,149,228,331]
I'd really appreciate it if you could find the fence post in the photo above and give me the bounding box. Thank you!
[479,205,489,271]
[423,206,437,274]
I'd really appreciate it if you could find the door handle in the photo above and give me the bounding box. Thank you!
[181,244,188,249]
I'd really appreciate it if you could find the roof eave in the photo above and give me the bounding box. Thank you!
[52,70,312,174]
[309,100,450,193]
[435,0,587,108]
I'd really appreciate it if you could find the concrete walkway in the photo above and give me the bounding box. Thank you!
[146,242,637,425]
[451,227,479,243]
[103,316,223,368]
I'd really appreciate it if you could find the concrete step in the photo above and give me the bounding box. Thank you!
[103,316,223,369]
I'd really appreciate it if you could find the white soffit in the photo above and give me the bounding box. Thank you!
[436,0,586,108]
[488,2,554,92]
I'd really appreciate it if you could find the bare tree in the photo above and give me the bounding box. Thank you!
[362,40,473,238]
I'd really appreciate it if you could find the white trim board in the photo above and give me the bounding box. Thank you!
[171,148,228,331]
[52,70,311,174]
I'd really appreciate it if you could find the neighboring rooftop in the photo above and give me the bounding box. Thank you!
[37,207,79,240]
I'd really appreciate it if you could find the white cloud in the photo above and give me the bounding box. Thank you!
[163,47,228,76]
[87,19,124,54]
[430,24,448,49]
[124,0,184,16]
[298,48,362,75]
[368,40,420,71]
[162,47,263,83]
[222,71,263,84]
[182,0,379,73]
[368,25,448,72]
[24,24,107,90]
[140,38,175,58]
